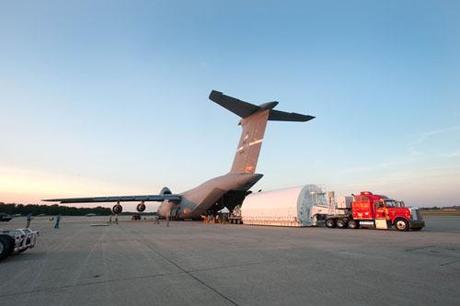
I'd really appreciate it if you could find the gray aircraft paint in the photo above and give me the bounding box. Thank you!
[44,90,314,219]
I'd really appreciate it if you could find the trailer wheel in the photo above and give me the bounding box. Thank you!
[325,218,336,228]
[336,219,348,229]
[0,235,14,261]
[348,220,359,229]
[394,218,409,231]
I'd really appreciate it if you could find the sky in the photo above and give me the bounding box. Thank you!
[0,0,459,209]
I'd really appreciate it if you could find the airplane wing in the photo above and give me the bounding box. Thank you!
[43,194,182,204]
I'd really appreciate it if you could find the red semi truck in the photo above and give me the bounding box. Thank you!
[325,191,425,231]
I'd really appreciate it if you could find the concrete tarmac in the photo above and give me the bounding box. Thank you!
[0,216,459,306]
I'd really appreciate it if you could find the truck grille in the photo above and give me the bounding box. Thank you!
[411,208,423,221]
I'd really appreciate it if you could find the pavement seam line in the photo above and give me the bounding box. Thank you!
[123,226,239,306]
[0,271,180,298]
[0,257,267,298]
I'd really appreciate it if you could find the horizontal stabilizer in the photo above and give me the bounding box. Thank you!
[43,194,182,204]
[209,90,259,118]
[210,90,314,122]
[268,110,315,122]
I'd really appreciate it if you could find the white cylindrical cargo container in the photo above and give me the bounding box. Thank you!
[241,185,327,227]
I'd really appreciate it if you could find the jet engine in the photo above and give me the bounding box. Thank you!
[112,203,123,214]
[160,187,172,195]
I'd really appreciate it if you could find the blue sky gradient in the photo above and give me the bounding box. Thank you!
[1,0,459,208]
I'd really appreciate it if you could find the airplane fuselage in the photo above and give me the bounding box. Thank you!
[157,172,263,219]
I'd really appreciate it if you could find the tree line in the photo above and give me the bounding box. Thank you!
[0,203,112,216]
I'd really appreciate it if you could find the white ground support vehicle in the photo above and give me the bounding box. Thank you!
[0,228,39,261]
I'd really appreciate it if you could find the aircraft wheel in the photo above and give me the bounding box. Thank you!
[112,204,123,215]
[136,203,146,212]
[325,218,336,228]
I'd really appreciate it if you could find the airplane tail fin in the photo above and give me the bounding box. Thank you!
[209,90,314,174]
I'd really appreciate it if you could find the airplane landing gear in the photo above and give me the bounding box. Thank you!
[136,202,146,212]
[112,203,123,214]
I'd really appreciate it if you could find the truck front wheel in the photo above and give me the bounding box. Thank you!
[394,218,409,231]
[325,218,336,228]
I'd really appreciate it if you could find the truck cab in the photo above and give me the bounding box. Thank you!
[322,191,425,231]
[351,192,424,231]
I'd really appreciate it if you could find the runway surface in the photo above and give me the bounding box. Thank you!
[1,216,459,305]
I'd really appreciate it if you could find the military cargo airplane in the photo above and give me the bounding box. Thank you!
[44,90,314,219]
